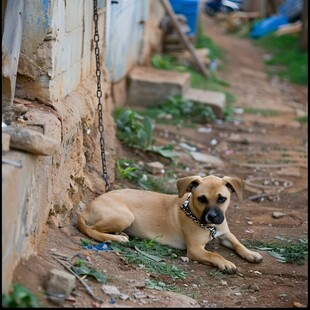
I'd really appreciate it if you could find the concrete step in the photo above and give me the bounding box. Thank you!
[126,66,191,107]
[126,66,226,119]
[184,88,226,119]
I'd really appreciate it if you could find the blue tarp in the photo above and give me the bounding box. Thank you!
[250,0,303,39]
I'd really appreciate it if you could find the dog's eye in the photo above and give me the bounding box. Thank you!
[198,196,208,204]
[217,196,227,203]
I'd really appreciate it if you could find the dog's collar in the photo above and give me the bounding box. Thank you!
[180,194,217,240]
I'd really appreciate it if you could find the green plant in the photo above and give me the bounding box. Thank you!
[242,237,308,265]
[2,284,41,308]
[144,96,216,125]
[145,279,180,292]
[116,159,177,194]
[195,22,223,61]
[243,107,279,117]
[151,54,187,71]
[254,33,308,85]
[116,159,144,182]
[296,115,308,123]
[114,108,154,150]
[110,237,186,279]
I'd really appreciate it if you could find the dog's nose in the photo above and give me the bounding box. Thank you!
[206,210,218,222]
[202,207,224,225]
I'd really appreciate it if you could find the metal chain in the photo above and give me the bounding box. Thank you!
[93,0,111,192]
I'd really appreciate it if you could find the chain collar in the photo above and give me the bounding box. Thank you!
[180,194,217,240]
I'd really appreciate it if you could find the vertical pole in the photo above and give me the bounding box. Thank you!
[300,0,308,51]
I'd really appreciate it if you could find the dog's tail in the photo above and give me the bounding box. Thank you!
[77,215,106,242]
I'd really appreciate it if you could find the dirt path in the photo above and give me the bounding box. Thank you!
[11,13,308,308]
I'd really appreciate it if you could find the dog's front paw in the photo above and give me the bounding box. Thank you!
[217,259,238,274]
[244,250,263,263]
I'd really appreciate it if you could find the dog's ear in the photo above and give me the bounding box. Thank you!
[177,176,202,198]
[222,176,244,201]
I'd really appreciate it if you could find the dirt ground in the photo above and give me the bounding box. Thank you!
[12,14,308,308]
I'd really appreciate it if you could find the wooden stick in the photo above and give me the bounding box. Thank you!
[53,255,104,303]
[160,0,209,78]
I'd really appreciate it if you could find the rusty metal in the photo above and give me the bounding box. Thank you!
[93,0,111,192]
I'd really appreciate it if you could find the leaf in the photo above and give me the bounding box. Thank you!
[267,250,287,262]
[149,145,178,159]
[254,246,274,251]
[72,266,107,283]
[134,246,165,262]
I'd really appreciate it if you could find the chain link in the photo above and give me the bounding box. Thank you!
[93,0,111,192]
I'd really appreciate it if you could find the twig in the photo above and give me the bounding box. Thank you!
[52,254,104,303]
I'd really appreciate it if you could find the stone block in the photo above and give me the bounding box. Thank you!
[127,66,190,107]
[47,269,76,297]
[2,151,36,293]
[3,126,59,156]
[184,88,226,119]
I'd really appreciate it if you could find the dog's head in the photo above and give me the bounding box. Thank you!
[177,175,244,225]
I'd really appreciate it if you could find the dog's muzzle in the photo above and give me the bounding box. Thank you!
[201,207,224,225]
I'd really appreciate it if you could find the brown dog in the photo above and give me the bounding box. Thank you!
[78,175,263,273]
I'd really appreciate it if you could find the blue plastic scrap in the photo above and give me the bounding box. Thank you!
[250,0,303,39]
[83,242,112,251]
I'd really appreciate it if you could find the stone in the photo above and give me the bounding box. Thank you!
[47,269,76,298]
[184,88,226,119]
[101,285,122,297]
[272,212,286,219]
[144,161,165,174]
[3,126,59,156]
[180,256,190,263]
[126,66,190,107]
[190,152,225,167]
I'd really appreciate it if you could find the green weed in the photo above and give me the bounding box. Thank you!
[195,22,223,61]
[143,95,216,126]
[208,269,227,279]
[2,284,41,308]
[242,237,308,265]
[115,159,176,194]
[243,107,279,117]
[254,33,308,85]
[114,109,178,160]
[114,108,154,150]
[296,115,308,123]
[110,237,186,279]
[116,159,144,182]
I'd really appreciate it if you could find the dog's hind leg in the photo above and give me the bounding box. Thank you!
[78,207,135,243]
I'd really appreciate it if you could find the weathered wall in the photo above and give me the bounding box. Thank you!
[16,0,95,101]
[1,0,111,294]
[110,0,165,106]
[2,0,164,294]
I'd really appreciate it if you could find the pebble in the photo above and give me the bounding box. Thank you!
[272,211,286,219]
[293,301,307,308]
[248,283,260,292]
[101,285,122,296]
[180,256,189,263]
